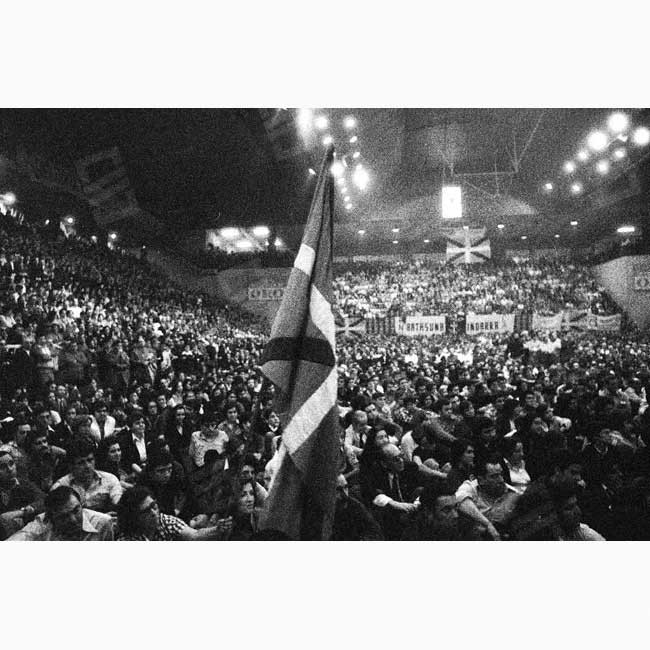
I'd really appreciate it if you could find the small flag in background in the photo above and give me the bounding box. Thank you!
[335,314,366,339]
[445,227,491,264]
[259,146,340,540]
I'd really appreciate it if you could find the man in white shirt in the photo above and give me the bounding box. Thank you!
[9,485,113,541]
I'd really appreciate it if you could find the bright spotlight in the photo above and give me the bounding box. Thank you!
[544,182,553,191]
[521,236,527,240]
[392,240,398,244]
[462,225,469,231]
[358,229,365,235]
[90,235,98,243]
[345,204,353,211]
[274,237,283,247]
[577,150,589,162]
[314,115,328,130]
[331,161,345,178]
[564,161,576,174]
[344,116,356,129]
[607,112,629,133]
[297,108,313,130]
[570,183,583,195]
[65,216,74,225]
[322,135,333,146]
[497,224,505,230]
[633,126,650,146]
[252,226,270,238]
[109,232,118,241]
[613,148,626,160]
[588,131,608,152]
[308,168,316,176]
[423,239,430,243]
[1,192,17,205]
[352,151,360,159]
[570,220,578,226]
[349,135,358,144]
[392,227,399,233]
[617,225,636,234]
[353,165,369,191]
[554,234,560,239]
[44,219,50,226]
[596,160,609,174]
[220,227,240,240]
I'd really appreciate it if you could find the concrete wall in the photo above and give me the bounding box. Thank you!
[594,255,650,330]
[146,247,290,321]
[200,267,290,321]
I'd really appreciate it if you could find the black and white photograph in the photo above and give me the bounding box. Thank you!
[2,107,650,542]
[3,4,649,649]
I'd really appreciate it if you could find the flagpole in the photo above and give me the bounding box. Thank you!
[257,144,340,540]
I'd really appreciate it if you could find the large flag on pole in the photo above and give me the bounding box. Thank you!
[258,146,339,540]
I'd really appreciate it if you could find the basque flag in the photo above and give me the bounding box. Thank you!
[445,227,491,264]
[259,146,340,540]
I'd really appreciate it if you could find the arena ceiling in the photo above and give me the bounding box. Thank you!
[2,108,649,251]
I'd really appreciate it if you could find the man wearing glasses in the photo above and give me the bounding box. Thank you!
[8,486,114,541]
[116,485,232,540]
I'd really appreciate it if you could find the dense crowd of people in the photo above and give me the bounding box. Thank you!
[1,206,650,541]
[333,259,619,317]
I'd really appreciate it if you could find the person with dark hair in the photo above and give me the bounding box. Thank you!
[138,448,188,518]
[188,449,230,519]
[163,404,191,465]
[402,483,462,541]
[549,479,605,541]
[0,447,45,539]
[455,453,520,540]
[117,412,149,474]
[228,479,262,541]
[189,410,228,468]
[453,399,476,439]
[51,404,77,451]
[501,436,531,493]
[472,415,499,467]
[331,474,383,541]
[24,428,67,492]
[96,436,136,489]
[237,454,268,503]
[445,438,475,493]
[411,423,451,482]
[116,485,231,540]
[429,398,458,445]
[8,485,114,541]
[581,428,617,489]
[89,401,116,443]
[51,437,123,513]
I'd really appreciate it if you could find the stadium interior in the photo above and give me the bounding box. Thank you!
[2,107,650,541]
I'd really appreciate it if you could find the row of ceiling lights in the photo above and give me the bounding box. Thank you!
[355,219,635,242]
[542,112,650,196]
[299,109,369,212]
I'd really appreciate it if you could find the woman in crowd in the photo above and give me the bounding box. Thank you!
[501,436,531,493]
[96,436,136,489]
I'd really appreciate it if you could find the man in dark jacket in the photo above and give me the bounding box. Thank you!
[331,474,382,540]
